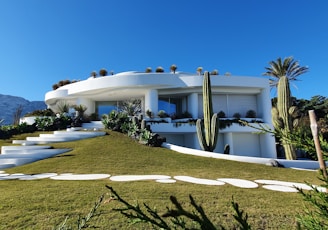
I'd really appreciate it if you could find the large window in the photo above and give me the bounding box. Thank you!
[96,101,119,116]
[158,97,184,116]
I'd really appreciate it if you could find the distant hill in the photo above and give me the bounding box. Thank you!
[0,94,46,125]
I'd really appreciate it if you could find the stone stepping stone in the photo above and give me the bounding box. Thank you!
[0,173,27,180]
[156,179,176,183]
[109,175,171,182]
[174,176,225,185]
[255,179,313,190]
[217,178,258,188]
[50,174,110,180]
[19,173,58,180]
[262,185,299,192]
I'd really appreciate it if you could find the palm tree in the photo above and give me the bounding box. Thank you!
[263,56,308,88]
[264,57,308,160]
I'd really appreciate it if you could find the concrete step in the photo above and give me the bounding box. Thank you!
[1,145,52,154]
[53,130,106,137]
[26,136,80,143]
[1,148,69,157]
[12,140,38,145]
[0,148,71,169]
[82,121,104,130]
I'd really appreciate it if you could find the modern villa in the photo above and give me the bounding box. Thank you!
[45,71,277,158]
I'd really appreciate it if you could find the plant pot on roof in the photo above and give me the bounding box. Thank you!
[99,68,108,77]
[145,67,152,73]
[170,64,177,74]
[245,110,256,118]
[155,66,164,73]
[211,69,219,75]
[196,67,203,76]
[90,71,97,78]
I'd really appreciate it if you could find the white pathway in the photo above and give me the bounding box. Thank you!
[0,171,325,193]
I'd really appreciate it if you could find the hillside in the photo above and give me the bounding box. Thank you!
[0,94,46,125]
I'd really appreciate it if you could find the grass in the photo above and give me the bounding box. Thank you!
[0,131,323,229]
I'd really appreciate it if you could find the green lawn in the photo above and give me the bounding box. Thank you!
[0,131,322,229]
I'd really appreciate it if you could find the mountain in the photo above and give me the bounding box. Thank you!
[0,94,47,125]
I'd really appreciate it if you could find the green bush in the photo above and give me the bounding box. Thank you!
[35,114,72,131]
[101,111,130,132]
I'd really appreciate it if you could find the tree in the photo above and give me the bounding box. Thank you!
[264,57,308,160]
[263,56,308,88]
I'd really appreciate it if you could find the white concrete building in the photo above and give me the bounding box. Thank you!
[45,71,276,158]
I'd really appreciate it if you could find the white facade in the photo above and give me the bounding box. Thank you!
[45,71,276,158]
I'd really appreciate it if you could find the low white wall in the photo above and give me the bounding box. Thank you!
[162,142,325,170]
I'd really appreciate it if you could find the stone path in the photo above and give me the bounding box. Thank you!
[0,171,325,193]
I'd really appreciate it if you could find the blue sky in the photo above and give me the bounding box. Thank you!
[1,0,327,101]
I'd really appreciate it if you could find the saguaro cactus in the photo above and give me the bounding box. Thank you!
[196,71,219,152]
[272,76,297,160]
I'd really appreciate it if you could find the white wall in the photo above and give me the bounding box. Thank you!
[232,133,261,157]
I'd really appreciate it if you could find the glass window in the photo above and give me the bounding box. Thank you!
[158,97,183,115]
[96,102,118,116]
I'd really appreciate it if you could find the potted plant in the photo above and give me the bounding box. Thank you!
[245,110,256,118]
[196,67,203,75]
[146,109,153,118]
[218,110,226,118]
[99,68,108,76]
[157,110,168,118]
[170,64,177,74]
[155,66,164,73]
[211,69,219,75]
[90,71,97,78]
[145,67,152,73]
[233,112,241,119]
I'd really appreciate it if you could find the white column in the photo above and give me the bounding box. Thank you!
[260,132,277,158]
[188,93,198,118]
[144,89,158,115]
[76,98,95,115]
[258,87,272,123]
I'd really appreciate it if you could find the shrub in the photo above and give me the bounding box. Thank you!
[90,71,97,78]
[99,68,108,76]
[233,113,241,119]
[24,109,55,117]
[155,66,164,73]
[218,111,226,118]
[182,111,192,118]
[145,67,152,73]
[34,113,72,131]
[118,99,142,116]
[170,64,177,73]
[52,84,59,90]
[146,109,153,118]
[196,67,203,75]
[157,110,169,118]
[102,111,130,132]
[245,110,256,118]
[211,69,219,75]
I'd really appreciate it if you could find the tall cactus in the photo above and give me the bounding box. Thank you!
[196,71,219,152]
[272,76,296,160]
